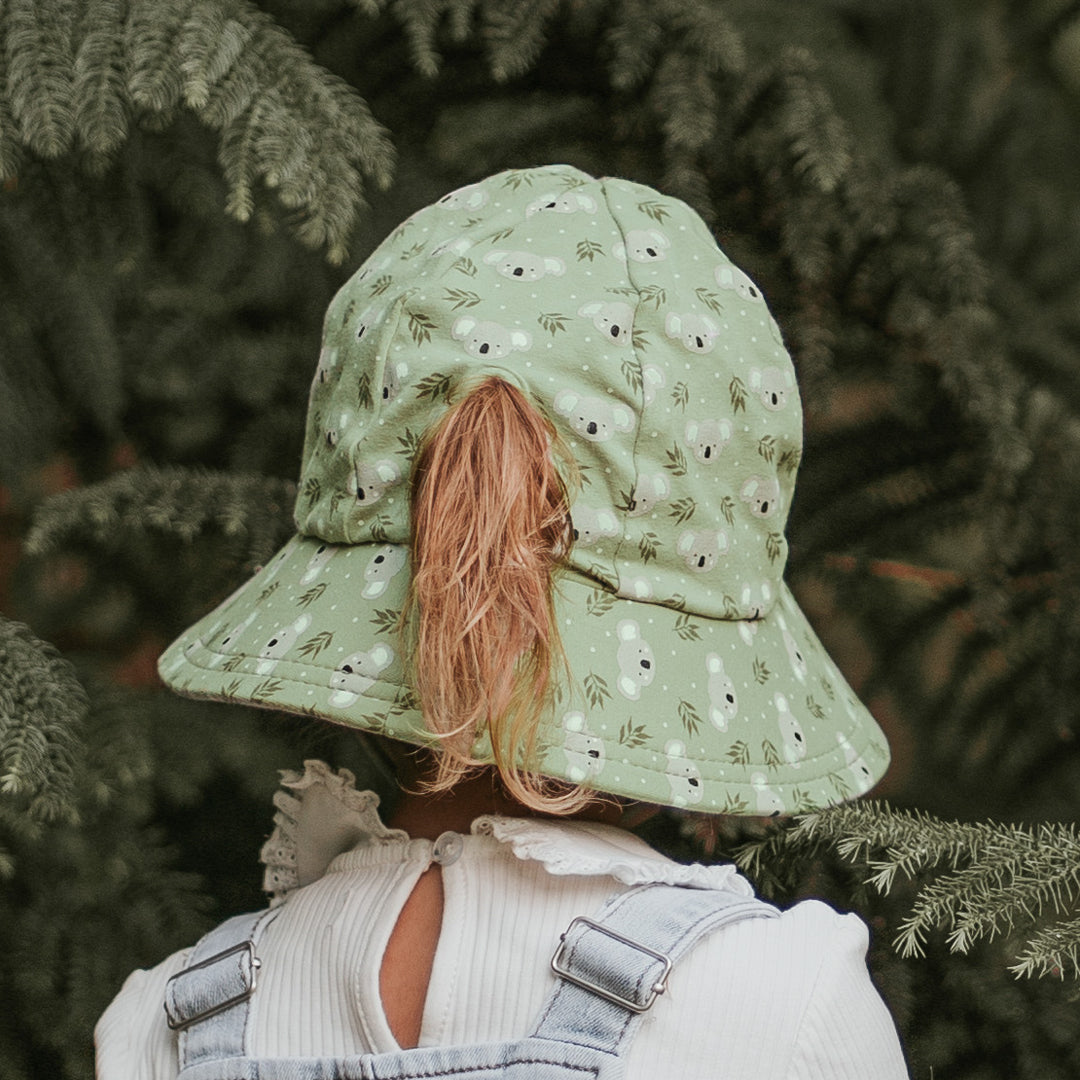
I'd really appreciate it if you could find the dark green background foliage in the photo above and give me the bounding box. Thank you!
[2,1,1079,1076]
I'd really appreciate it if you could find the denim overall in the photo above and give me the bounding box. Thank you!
[165,882,777,1079]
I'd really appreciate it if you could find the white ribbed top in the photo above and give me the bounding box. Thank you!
[95,765,909,1079]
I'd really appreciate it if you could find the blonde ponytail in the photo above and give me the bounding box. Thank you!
[405,376,589,813]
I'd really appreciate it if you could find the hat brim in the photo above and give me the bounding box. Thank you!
[159,535,889,815]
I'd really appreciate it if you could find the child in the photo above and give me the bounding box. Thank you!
[96,165,908,1078]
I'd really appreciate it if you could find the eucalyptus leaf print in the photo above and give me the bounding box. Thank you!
[538,312,569,335]
[443,288,481,309]
[730,375,747,413]
[576,238,604,261]
[370,608,399,634]
[357,372,373,409]
[583,671,612,708]
[414,372,454,401]
[407,311,436,344]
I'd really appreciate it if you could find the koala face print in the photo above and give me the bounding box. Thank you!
[848,757,874,794]
[677,529,729,573]
[570,504,620,546]
[328,643,395,708]
[837,732,857,764]
[664,740,703,806]
[641,364,666,405]
[255,614,312,674]
[525,190,598,217]
[561,712,605,783]
[350,459,400,505]
[381,360,408,404]
[706,653,738,730]
[715,263,764,303]
[739,582,773,621]
[218,615,254,652]
[437,182,490,211]
[613,229,670,263]
[617,575,653,600]
[740,475,781,519]
[615,619,655,700]
[553,389,635,442]
[665,311,720,354]
[749,365,793,411]
[577,301,634,347]
[776,615,808,682]
[451,316,532,359]
[625,472,669,517]
[751,772,785,817]
[361,544,408,599]
[837,734,874,794]
[774,692,806,763]
[684,418,732,465]
[316,345,339,385]
[354,306,379,345]
[324,411,355,451]
[300,543,338,585]
[484,249,566,281]
[208,611,256,667]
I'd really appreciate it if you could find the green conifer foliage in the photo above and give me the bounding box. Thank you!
[739,803,1080,978]
[0,618,86,838]
[2,1,1080,1077]
[1,0,394,258]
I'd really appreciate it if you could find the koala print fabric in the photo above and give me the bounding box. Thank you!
[159,165,890,815]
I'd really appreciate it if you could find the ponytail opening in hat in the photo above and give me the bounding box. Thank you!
[405,377,588,813]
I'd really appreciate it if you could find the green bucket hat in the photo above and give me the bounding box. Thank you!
[159,164,890,815]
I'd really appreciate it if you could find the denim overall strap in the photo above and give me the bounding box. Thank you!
[166,907,279,1071]
[168,883,775,1080]
[535,882,777,1054]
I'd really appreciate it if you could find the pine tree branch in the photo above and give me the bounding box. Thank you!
[0,4,22,178]
[659,0,745,77]
[125,0,189,114]
[891,823,1080,960]
[1011,917,1080,980]
[74,0,130,167]
[2,0,396,260]
[25,465,297,569]
[0,617,86,824]
[5,0,77,161]
[605,0,663,92]
[176,0,394,261]
[734,46,853,196]
[482,0,563,83]
[390,0,478,78]
[738,804,1080,979]
[651,48,719,157]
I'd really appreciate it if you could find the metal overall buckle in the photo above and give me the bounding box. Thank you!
[550,916,673,1013]
[164,940,261,1031]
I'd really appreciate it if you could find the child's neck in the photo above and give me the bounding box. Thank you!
[386,769,627,840]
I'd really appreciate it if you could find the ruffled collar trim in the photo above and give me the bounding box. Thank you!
[261,760,749,905]
[471,815,750,894]
[261,760,408,904]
